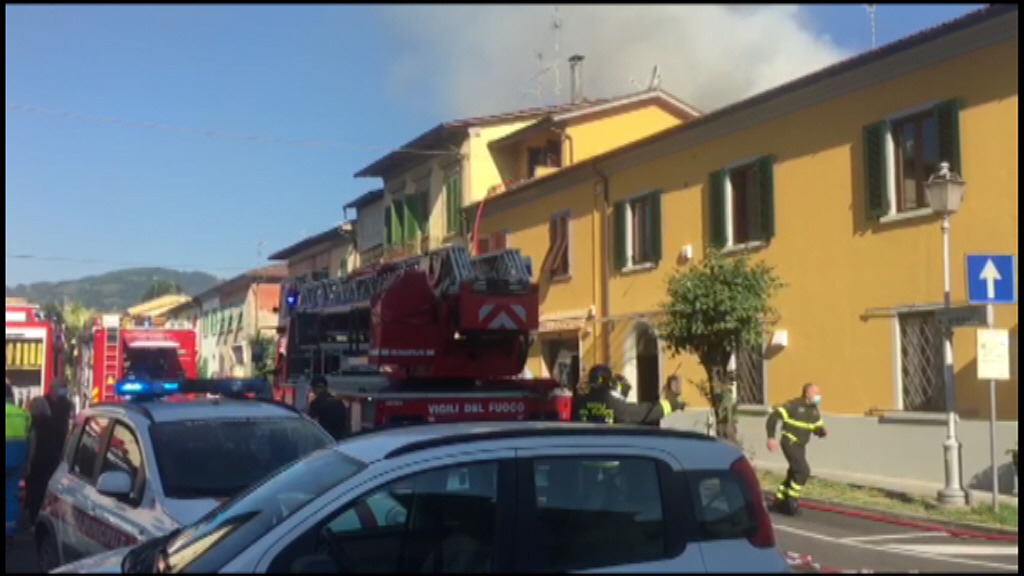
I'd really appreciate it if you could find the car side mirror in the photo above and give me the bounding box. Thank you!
[291,553,340,574]
[96,470,133,499]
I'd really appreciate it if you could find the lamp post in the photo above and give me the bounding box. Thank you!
[925,161,967,507]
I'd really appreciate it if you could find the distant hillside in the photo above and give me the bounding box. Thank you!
[5,268,221,312]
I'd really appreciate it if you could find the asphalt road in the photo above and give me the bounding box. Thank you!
[774,507,1018,573]
[8,510,1017,574]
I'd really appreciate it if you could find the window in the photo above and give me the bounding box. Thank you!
[709,156,775,249]
[150,417,333,500]
[477,235,491,256]
[898,311,945,412]
[311,268,329,282]
[445,172,464,236]
[476,230,507,255]
[72,416,110,481]
[101,423,145,503]
[864,99,961,219]
[614,191,662,270]
[541,212,570,279]
[385,200,405,246]
[732,343,765,407]
[159,450,364,574]
[404,192,429,242]
[527,457,666,572]
[688,469,764,543]
[270,461,500,574]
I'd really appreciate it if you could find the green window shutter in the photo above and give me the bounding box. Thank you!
[613,201,627,270]
[708,170,728,249]
[446,175,463,235]
[391,201,405,244]
[756,156,776,241]
[863,121,890,219]
[384,206,392,246]
[419,192,430,233]
[646,191,663,262]
[403,196,420,241]
[934,99,962,176]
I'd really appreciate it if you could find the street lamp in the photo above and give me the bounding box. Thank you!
[925,161,967,507]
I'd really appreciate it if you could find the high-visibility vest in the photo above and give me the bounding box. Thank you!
[5,401,32,441]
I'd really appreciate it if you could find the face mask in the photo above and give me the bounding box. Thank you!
[811,395,822,406]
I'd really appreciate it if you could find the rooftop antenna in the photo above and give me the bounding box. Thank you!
[647,64,661,91]
[521,6,565,105]
[865,4,877,49]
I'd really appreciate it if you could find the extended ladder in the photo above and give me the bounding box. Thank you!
[294,245,533,314]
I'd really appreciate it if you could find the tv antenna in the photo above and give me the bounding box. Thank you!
[520,6,565,105]
[865,4,877,49]
[629,64,661,92]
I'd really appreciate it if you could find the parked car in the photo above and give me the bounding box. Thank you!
[53,421,789,573]
[36,378,334,572]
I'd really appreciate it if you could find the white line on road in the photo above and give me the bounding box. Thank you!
[844,533,947,543]
[774,524,1018,572]
[888,544,1020,557]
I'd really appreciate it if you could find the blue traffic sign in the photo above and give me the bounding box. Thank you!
[965,254,1016,305]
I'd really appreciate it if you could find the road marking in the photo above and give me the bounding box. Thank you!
[774,524,1017,571]
[888,544,1020,557]
[844,533,942,543]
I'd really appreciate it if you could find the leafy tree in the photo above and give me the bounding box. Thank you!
[249,333,277,378]
[659,250,785,444]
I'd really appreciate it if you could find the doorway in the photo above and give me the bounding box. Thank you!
[541,336,580,388]
[635,323,661,403]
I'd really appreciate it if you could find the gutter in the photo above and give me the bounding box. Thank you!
[592,163,611,364]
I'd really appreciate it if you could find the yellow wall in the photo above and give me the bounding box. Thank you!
[484,37,1018,420]
[466,121,536,206]
[567,104,684,162]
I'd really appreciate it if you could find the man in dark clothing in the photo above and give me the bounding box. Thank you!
[765,382,827,516]
[25,379,74,525]
[307,375,348,441]
[572,365,684,425]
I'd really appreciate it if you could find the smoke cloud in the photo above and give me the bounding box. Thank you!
[379,5,851,118]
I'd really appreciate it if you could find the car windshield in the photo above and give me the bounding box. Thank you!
[150,417,333,499]
[156,448,365,574]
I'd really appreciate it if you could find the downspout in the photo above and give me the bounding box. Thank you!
[549,126,575,166]
[592,163,611,365]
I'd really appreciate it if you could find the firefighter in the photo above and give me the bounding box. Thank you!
[25,378,73,525]
[573,365,684,425]
[6,381,32,539]
[307,375,348,441]
[766,382,828,516]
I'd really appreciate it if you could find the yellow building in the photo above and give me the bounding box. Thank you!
[125,294,194,325]
[353,60,700,264]
[473,6,1018,427]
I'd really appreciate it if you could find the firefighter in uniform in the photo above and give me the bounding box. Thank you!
[765,382,827,516]
[6,382,32,539]
[573,365,684,425]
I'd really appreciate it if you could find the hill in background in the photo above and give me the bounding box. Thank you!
[5,268,220,312]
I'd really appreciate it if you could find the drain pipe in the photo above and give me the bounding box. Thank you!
[549,126,575,166]
[592,163,611,365]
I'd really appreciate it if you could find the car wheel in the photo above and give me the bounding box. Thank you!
[37,530,61,573]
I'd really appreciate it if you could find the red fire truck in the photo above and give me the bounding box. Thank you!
[275,245,572,432]
[86,314,198,404]
[5,301,65,405]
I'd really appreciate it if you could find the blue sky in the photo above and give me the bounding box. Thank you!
[5,4,985,285]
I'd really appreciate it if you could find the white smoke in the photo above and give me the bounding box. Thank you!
[378,5,851,118]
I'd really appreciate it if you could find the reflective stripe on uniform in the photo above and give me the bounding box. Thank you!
[659,399,671,415]
[5,403,31,441]
[776,407,822,430]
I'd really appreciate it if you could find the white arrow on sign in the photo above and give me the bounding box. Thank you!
[979,259,1002,299]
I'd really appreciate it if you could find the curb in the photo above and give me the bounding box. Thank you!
[764,490,1018,542]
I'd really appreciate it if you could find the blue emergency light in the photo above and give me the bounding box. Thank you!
[114,377,272,400]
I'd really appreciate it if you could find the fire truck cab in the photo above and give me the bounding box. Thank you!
[5,301,64,406]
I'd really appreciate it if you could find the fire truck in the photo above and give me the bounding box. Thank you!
[85,314,198,405]
[4,300,65,406]
[275,245,573,432]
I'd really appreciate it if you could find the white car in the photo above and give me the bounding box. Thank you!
[54,422,790,573]
[35,378,334,572]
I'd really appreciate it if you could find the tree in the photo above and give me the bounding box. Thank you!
[249,333,277,378]
[140,280,183,303]
[659,250,785,444]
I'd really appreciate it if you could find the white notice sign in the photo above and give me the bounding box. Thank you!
[976,328,1011,381]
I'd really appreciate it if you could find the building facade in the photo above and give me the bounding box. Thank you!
[472,6,1018,494]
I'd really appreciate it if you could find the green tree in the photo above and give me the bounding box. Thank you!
[140,280,183,303]
[249,333,277,378]
[41,300,96,391]
[659,250,785,444]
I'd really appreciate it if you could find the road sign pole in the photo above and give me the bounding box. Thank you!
[986,304,1000,512]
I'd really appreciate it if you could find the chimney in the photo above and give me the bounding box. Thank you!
[569,54,584,104]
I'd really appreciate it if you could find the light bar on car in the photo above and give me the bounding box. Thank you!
[114,377,272,400]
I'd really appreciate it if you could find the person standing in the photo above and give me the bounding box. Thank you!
[6,381,32,539]
[572,365,684,425]
[24,379,74,526]
[765,382,827,516]
[307,375,348,441]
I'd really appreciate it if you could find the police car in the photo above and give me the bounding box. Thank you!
[53,422,790,573]
[35,378,334,572]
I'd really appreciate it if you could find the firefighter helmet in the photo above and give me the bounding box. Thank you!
[587,365,615,391]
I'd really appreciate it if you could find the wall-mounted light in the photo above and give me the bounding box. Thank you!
[678,244,694,263]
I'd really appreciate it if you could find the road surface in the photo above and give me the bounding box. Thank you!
[775,507,1018,573]
[7,509,1017,573]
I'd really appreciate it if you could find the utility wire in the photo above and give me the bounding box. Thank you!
[6,252,250,272]
[5,102,458,156]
